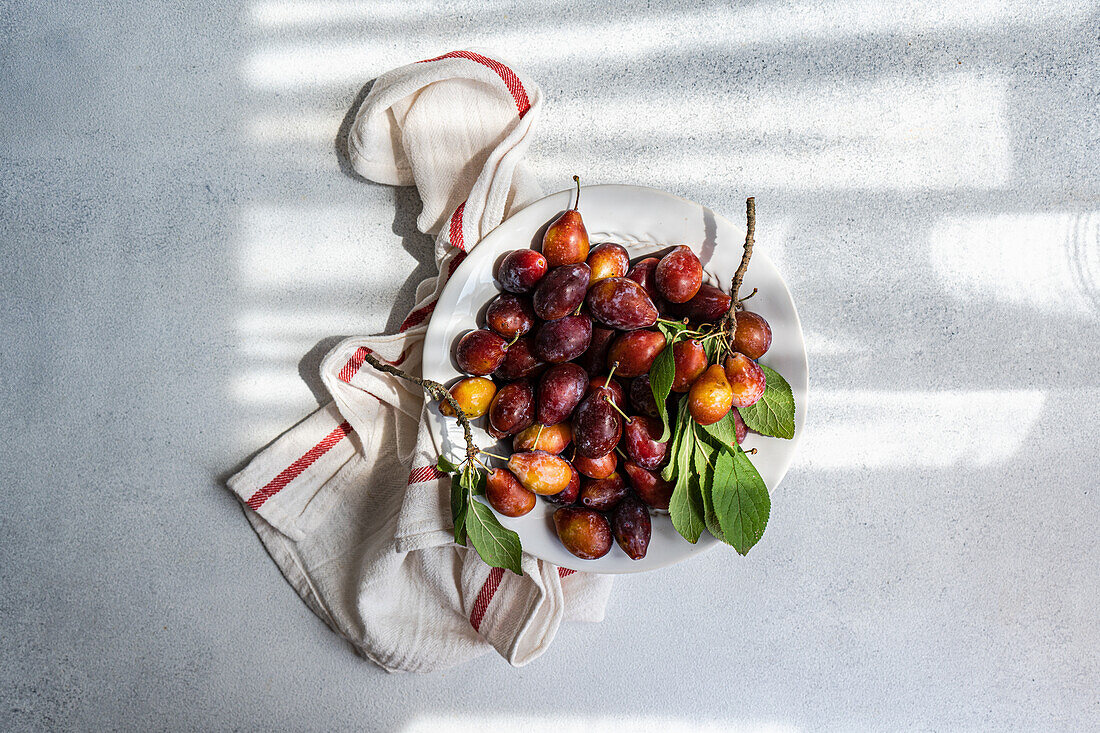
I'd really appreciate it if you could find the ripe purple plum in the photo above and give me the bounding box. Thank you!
[732,311,772,360]
[572,388,623,458]
[623,415,668,470]
[534,314,592,364]
[455,329,508,376]
[493,336,545,380]
[553,507,612,560]
[655,245,703,304]
[625,257,661,302]
[579,472,629,512]
[587,375,625,410]
[536,363,589,425]
[573,451,617,480]
[485,468,537,517]
[533,263,590,321]
[667,283,732,322]
[585,277,659,331]
[587,242,630,284]
[488,379,535,436]
[485,293,535,340]
[724,353,766,408]
[621,460,674,511]
[611,494,651,560]
[732,407,747,445]
[497,249,548,293]
[671,339,708,392]
[606,330,666,378]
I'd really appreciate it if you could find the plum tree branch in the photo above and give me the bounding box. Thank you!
[361,351,480,462]
[724,197,756,339]
[731,196,755,308]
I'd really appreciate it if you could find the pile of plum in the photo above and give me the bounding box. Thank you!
[443,205,772,562]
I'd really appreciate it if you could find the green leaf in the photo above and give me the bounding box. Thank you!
[710,446,771,555]
[662,398,690,482]
[657,320,688,342]
[692,426,726,543]
[450,475,468,545]
[460,465,486,496]
[466,500,524,575]
[669,420,705,543]
[738,363,796,439]
[437,454,460,474]
[688,472,708,542]
[649,339,677,442]
[699,409,741,456]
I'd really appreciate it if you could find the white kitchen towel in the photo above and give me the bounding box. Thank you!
[228,50,613,673]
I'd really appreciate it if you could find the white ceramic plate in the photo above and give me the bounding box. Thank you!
[423,184,808,573]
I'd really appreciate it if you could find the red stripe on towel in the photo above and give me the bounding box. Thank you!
[338,347,369,383]
[408,465,446,485]
[338,346,408,383]
[449,201,466,251]
[418,51,531,118]
[399,300,436,332]
[246,421,354,510]
[469,566,506,632]
[446,250,467,280]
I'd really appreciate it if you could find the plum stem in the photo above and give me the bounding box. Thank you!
[479,449,509,461]
[697,330,727,344]
[605,362,619,387]
[361,351,480,463]
[603,394,633,423]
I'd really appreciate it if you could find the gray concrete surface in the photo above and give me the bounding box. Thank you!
[3,1,1099,730]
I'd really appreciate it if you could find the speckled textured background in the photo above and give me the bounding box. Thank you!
[2,1,1098,729]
